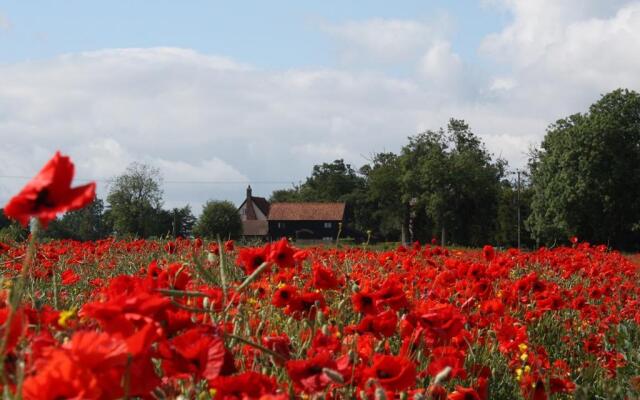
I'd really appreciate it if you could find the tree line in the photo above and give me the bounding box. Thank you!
[269,89,640,250]
[0,162,242,242]
[1,88,639,250]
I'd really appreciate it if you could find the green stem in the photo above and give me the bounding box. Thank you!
[0,218,39,389]
[224,333,286,362]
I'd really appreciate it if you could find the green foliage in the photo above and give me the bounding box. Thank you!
[148,206,196,238]
[298,159,366,202]
[194,200,242,239]
[268,121,508,246]
[269,187,302,202]
[400,119,505,245]
[363,152,403,240]
[494,179,534,248]
[106,163,164,238]
[0,209,28,242]
[43,198,110,241]
[0,209,11,230]
[527,89,640,249]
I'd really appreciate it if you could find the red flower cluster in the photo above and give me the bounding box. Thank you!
[0,213,637,399]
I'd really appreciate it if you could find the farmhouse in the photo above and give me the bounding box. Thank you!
[237,186,270,238]
[238,186,345,241]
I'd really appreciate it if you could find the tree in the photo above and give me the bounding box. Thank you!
[106,163,164,238]
[298,160,366,202]
[44,198,109,241]
[193,200,242,239]
[400,119,504,246]
[269,187,302,202]
[494,177,533,248]
[527,89,640,249]
[364,152,404,240]
[168,206,197,238]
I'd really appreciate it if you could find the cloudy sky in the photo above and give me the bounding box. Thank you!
[1,1,639,212]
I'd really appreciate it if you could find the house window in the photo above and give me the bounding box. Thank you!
[277,222,285,228]
[324,222,332,228]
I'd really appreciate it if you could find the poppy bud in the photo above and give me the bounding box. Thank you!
[433,366,452,385]
[322,368,344,384]
[374,387,387,400]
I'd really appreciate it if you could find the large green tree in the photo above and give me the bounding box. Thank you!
[193,200,242,239]
[298,159,366,202]
[106,163,164,238]
[400,119,504,246]
[527,89,640,249]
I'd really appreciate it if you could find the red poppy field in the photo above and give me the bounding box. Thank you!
[1,237,639,399]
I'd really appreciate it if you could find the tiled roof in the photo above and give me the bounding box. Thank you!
[268,202,345,221]
[252,196,270,216]
[242,220,268,236]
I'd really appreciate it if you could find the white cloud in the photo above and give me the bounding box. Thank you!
[0,48,431,210]
[322,16,452,64]
[480,0,640,118]
[3,3,640,212]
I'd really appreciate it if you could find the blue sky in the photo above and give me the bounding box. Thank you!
[1,1,639,210]
[1,1,507,68]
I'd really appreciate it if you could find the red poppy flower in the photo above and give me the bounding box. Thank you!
[0,242,10,255]
[352,289,379,315]
[448,385,481,400]
[262,333,293,363]
[356,309,398,338]
[272,285,299,308]
[224,239,235,252]
[312,262,342,290]
[375,278,409,310]
[237,245,270,275]
[427,346,467,380]
[209,371,277,399]
[362,354,416,392]
[482,245,495,262]
[164,241,177,254]
[22,350,102,400]
[286,352,337,393]
[162,327,232,381]
[269,238,296,269]
[3,151,96,227]
[60,268,80,285]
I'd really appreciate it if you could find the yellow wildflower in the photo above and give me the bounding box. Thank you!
[58,308,77,328]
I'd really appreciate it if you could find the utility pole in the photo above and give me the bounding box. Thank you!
[516,170,521,249]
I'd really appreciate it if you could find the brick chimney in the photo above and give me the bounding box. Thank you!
[245,185,257,220]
